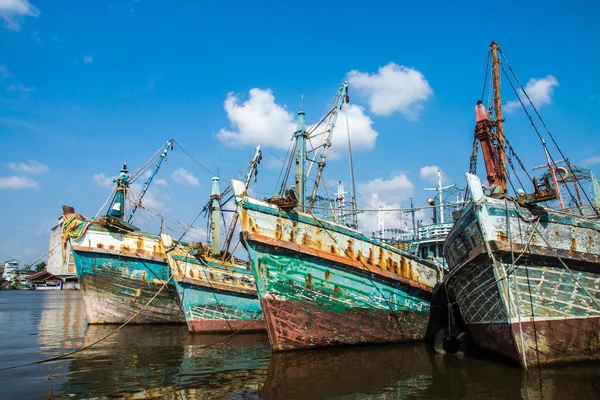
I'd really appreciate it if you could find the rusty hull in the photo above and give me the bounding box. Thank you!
[71,224,184,324]
[445,180,600,367]
[164,238,266,333]
[235,191,440,351]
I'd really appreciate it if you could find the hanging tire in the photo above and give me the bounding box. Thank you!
[433,326,470,356]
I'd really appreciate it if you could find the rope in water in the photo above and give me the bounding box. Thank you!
[0,268,263,373]
[0,274,174,372]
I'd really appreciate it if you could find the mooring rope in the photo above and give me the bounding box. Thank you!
[0,274,174,372]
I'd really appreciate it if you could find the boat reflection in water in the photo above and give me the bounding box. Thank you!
[58,328,600,400]
[261,344,432,399]
[20,292,600,399]
[37,290,86,357]
[259,346,598,400]
[59,325,270,399]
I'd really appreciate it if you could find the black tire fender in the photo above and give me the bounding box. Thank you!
[433,326,470,356]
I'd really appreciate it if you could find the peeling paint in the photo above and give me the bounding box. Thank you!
[445,197,600,367]
[237,195,439,351]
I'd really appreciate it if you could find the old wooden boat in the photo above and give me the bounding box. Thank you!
[68,141,185,324]
[233,83,442,351]
[161,171,265,333]
[162,233,265,333]
[71,222,184,324]
[443,41,600,367]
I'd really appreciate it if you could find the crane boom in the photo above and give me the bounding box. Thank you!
[306,82,349,213]
[127,140,173,222]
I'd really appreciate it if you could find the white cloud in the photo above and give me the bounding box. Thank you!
[154,178,167,186]
[171,168,199,187]
[356,174,429,238]
[31,29,40,43]
[140,169,167,187]
[358,173,414,204]
[420,165,438,182]
[0,65,14,79]
[347,63,433,118]
[217,89,379,157]
[356,173,414,234]
[309,104,378,159]
[504,75,559,113]
[419,165,447,185]
[93,172,169,213]
[358,194,418,239]
[583,155,600,166]
[0,175,38,189]
[0,0,40,30]
[83,55,93,64]
[216,88,296,149]
[7,160,48,174]
[130,183,168,212]
[93,173,114,188]
[7,83,34,92]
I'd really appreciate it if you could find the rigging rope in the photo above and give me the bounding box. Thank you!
[0,274,175,372]
[172,139,218,176]
[499,51,598,216]
[498,61,589,216]
[279,140,296,194]
[345,106,359,228]
[129,139,172,183]
[274,139,295,195]
[480,51,491,103]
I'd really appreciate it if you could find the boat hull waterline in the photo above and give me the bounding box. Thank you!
[234,183,440,351]
[163,236,266,333]
[444,174,600,367]
[71,226,185,324]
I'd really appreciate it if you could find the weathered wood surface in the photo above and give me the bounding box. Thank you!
[445,194,600,367]
[236,194,440,351]
[71,226,184,324]
[165,239,265,333]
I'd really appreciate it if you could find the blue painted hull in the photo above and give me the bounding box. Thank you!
[166,248,265,333]
[244,239,432,350]
[175,279,265,332]
[72,249,185,324]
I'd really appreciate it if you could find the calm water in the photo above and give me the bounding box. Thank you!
[0,291,599,399]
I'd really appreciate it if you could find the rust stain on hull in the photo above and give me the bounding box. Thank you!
[261,297,428,351]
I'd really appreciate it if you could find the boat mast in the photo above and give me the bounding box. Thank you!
[424,168,454,224]
[476,41,507,195]
[490,41,507,194]
[127,140,173,222]
[490,41,506,193]
[108,163,129,219]
[410,198,417,239]
[222,145,262,260]
[306,82,350,214]
[210,177,221,257]
[294,109,307,212]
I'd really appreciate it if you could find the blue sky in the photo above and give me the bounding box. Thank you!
[1,0,599,264]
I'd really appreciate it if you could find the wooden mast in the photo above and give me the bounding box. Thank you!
[490,41,507,194]
[475,41,507,195]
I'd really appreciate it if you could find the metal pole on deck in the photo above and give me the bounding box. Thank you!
[210,177,221,257]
